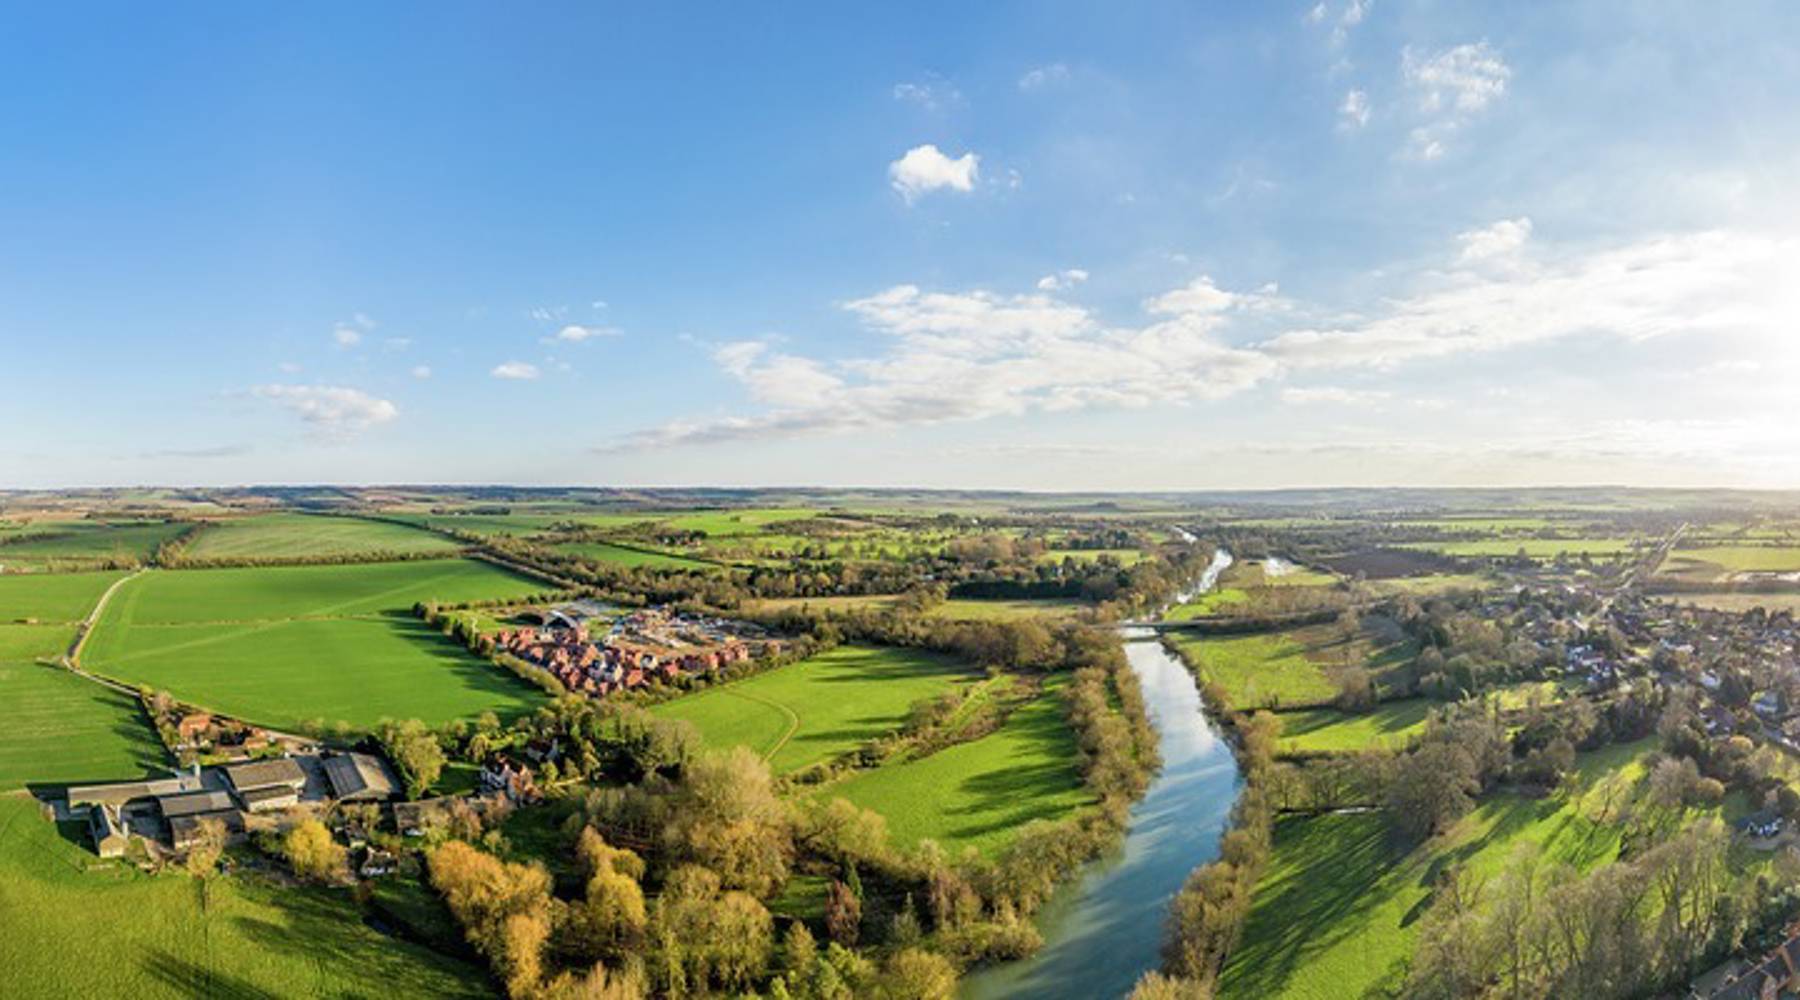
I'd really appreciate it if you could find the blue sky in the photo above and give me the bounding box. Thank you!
[5,2,1800,490]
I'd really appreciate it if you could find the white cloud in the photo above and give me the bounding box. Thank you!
[1018,63,1070,91]
[1401,42,1510,160]
[892,78,963,110]
[410,365,432,380]
[1329,0,1372,45]
[491,361,541,380]
[1280,386,1392,405]
[1036,268,1090,292]
[1339,89,1370,129]
[607,224,1798,453]
[332,326,362,348]
[252,384,398,437]
[277,361,302,374]
[1261,229,1789,369]
[1457,217,1533,262]
[1304,3,1328,25]
[889,145,980,203]
[351,312,377,330]
[1404,42,1510,113]
[529,306,568,322]
[551,324,621,343]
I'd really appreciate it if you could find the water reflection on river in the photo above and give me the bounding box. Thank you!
[960,552,1243,999]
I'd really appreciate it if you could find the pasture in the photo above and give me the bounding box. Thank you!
[91,559,546,624]
[81,560,552,730]
[1658,545,1800,582]
[1273,699,1431,754]
[651,645,975,774]
[928,598,1087,622]
[0,662,165,789]
[1166,631,1339,710]
[85,615,545,732]
[0,522,187,568]
[550,540,715,570]
[0,797,487,999]
[1217,738,1732,1000]
[1400,537,1640,559]
[821,688,1093,855]
[663,508,819,536]
[0,570,123,623]
[185,513,457,560]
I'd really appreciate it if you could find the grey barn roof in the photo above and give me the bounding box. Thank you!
[223,758,306,792]
[322,753,398,801]
[157,790,237,819]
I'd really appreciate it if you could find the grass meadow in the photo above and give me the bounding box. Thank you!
[928,598,1088,622]
[1400,537,1640,559]
[820,686,1093,856]
[1217,738,1741,1000]
[662,508,819,536]
[0,797,487,999]
[92,559,544,624]
[81,560,551,730]
[1658,545,1800,582]
[1273,699,1432,754]
[1166,631,1339,709]
[0,521,189,567]
[0,570,124,622]
[186,513,458,560]
[549,540,716,569]
[651,645,975,774]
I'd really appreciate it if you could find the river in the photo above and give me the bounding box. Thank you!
[961,550,1243,999]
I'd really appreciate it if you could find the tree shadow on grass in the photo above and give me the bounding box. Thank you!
[142,950,285,1000]
[1221,814,1414,1000]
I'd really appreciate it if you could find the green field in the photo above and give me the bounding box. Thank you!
[1165,587,1250,620]
[186,514,458,560]
[651,645,975,774]
[1167,631,1338,710]
[0,570,123,623]
[821,688,1093,855]
[395,512,569,537]
[928,598,1087,622]
[1039,548,1145,566]
[550,540,715,569]
[1660,545,1800,579]
[1274,699,1431,754]
[81,560,551,730]
[1217,738,1718,1000]
[0,797,487,998]
[0,522,187,568]
[663,508,819,536]
[1400,537,1640,559]
[1367,573,1493,596]
[91,560,546,624]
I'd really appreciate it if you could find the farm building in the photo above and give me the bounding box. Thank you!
[222,758,306,813]
[87,804,129,859]
[322,753,399,802]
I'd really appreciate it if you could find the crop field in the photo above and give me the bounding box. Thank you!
[91,559,545,624]
[86,616,545,731]
[549,540,715,569]
[393,512,568,537]
[1668,592,1800,615]
[1400,537,1640,559]
[821,688,1093,855]
[0,521,188,568]
[743,594,902,616]
[0,570,123,623]
[1166,630,1339,709]
[185,513,458,560]
[1659,545,1800,581]
[927,598,1087,622]
[81,560,551,730]
[1217,738,1742,1000]
[0,797,487,998]
[1164,587,1250,620]
[662,508,819,536]
[1039,547,1145,566]
[651,645,976,774]
[1366,573,1492,596]
[1273,699,1431,754]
